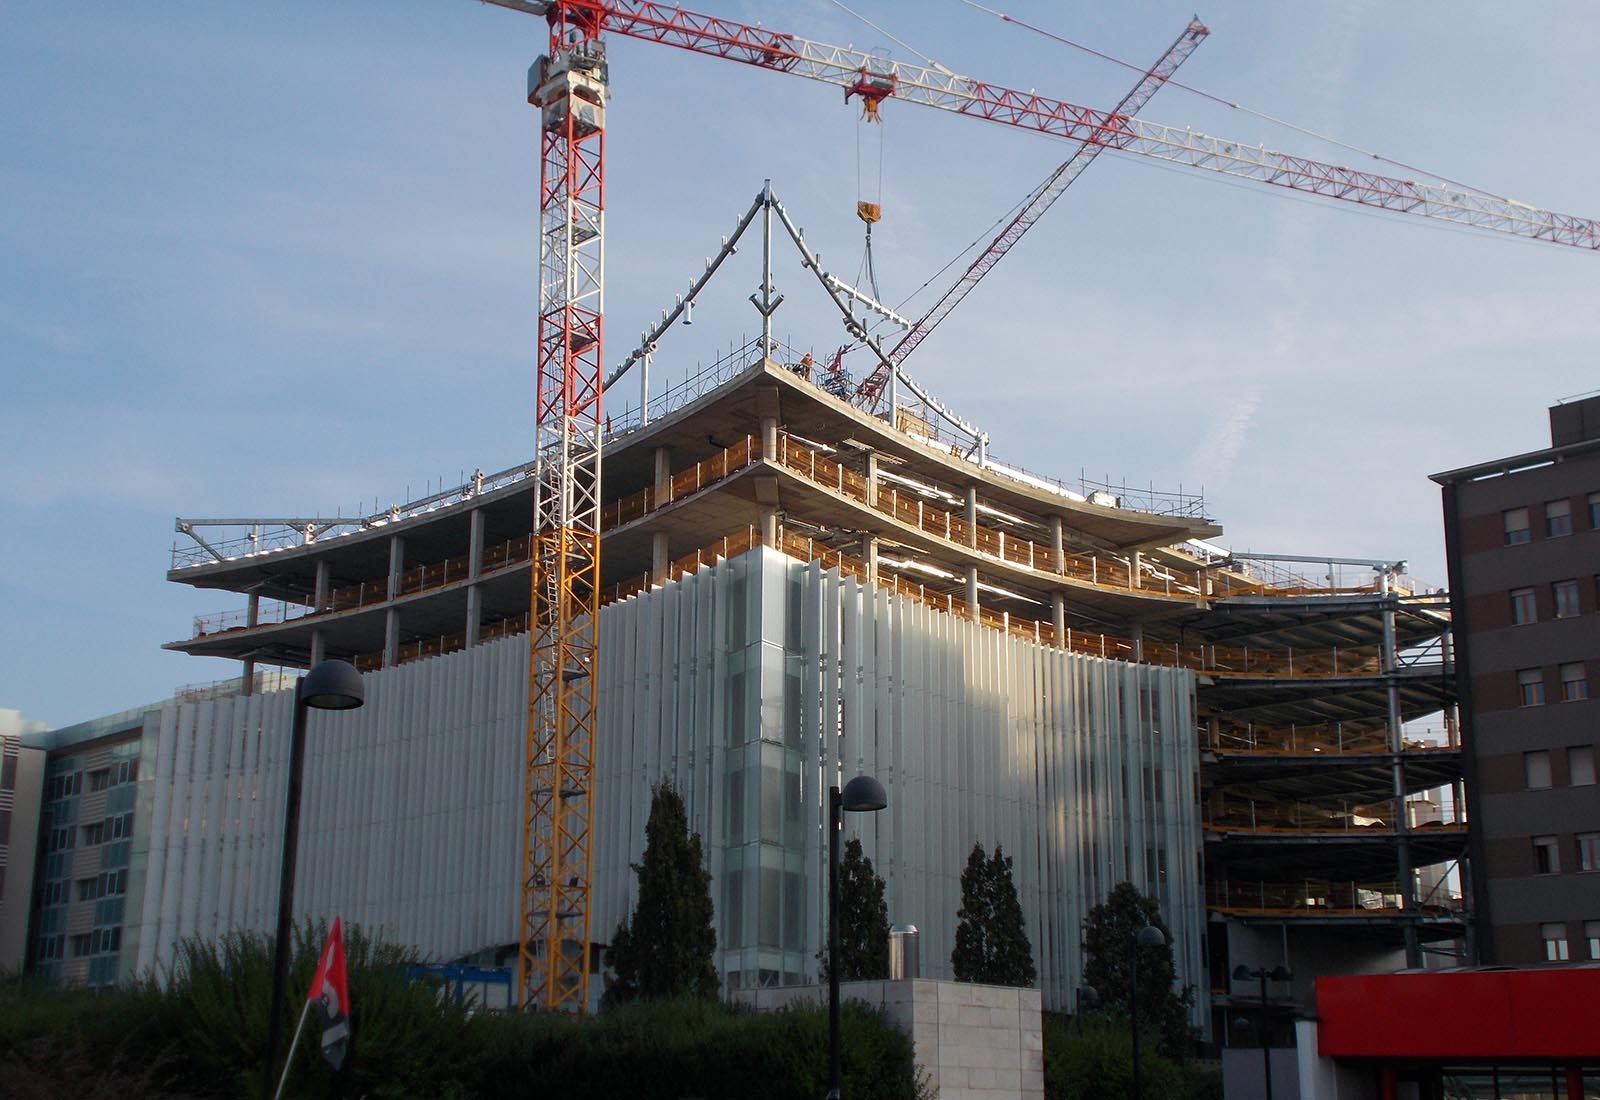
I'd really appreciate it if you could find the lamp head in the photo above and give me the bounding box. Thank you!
[1269,966,1293,982]
[299,659,365,711]
[1075,983,1098,1007]
[1135,925,1165,948]
[1232,964,1253,981]
[841,774,887,813]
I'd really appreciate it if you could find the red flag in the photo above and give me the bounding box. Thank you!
[306,918,350,1070]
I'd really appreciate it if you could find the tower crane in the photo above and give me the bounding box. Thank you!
[475,0,1600,1014]
[851,17,1208,413]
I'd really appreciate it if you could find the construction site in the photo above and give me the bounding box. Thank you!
[62,0,1600,1043]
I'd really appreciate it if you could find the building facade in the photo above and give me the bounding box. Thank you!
[11,358,1465,1047]
[1433,393,1600,966]
[1,710,47,970]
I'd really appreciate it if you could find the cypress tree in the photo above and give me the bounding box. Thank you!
[820,836,890,981]
[951,841,1036,986]
[1080,881,1195,1058]
[602,782,719,1007]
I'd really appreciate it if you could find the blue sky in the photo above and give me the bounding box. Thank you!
[3,1,1598,727]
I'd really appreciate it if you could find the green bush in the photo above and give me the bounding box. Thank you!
[1042,1012,1220,1100]
[469,997,925,1100]
[0,943,926,1100]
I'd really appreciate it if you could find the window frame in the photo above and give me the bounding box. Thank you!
[1578,832,1600,873]
[1542,922,1571,961]
[1533,834,1560,875]
[1511,586,1538,625]
[1547,499,1573,538]
[1553,579,1581,619]
[1560,663,1588,702]
[1518,668,1547,707]
[1570,746,1596,787]
[1504,507,1531,545]
[1524,749,1553,790]
[1586,920,1600,961]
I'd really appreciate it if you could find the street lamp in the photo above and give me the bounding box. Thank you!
[1129,924,1165,1100]
[828,775,887,1100]
[263,660,365,1094]
[1232,964,1293,1100]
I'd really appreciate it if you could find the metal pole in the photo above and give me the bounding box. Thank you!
[761,180,774,361]
[264,683,309,1096]
[273,998,315,1100]
[1129,942,1141,1100]
[1260,971,1273,1100]
[828,785,842,1100]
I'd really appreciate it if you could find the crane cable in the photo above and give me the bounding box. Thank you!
[855,108,886,298]
[955,0,1512,202]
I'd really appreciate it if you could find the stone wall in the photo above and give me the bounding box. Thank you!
[735,977,1044,1100]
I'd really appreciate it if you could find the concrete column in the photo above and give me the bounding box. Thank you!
[654,446,673,502]
[760,510,778,546]
[865,535,879,586]
[652,446,673,584]
[964,485,978,547]
[385,534,405,668]
[760,416,778,457]
[1050,592,1066,648]
[314,560,331,611]
[241,592,260,694]
[1132,550,1143,589]
[310,629,326,666]
[1131,620,1144,663]
[652,531,670,584]
[466,507,485,648]
[1048,515,1064,573]
[864,450,879,508]
[965,566,979,614]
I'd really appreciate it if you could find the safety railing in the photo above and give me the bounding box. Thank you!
[1204,797,1467,836]
[186,436,1441,684]
[353,613,530,673]
[1206,724,1459,755]
[1207,880,1465,917]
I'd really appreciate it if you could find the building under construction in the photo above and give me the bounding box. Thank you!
[149,334,1465,1029]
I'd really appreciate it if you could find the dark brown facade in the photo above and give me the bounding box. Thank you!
[1434,393,1600,965]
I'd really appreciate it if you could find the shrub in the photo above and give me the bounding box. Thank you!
[1042,1012,1218,1100]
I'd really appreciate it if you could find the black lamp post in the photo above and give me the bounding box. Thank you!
[1232,964,1293,1100]
[1129,924,1165,1100]
[828,775,887,1100]
[262,660,365,1094]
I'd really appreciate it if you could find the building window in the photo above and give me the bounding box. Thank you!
[1554,579,1581,619]
[1542,923,1570,961]
[1587,921,1600,960]
[1590,491,1600,530]
[1525,750,1552,789]
[1533,835,1560,874]
[1561,663,1589,702]
[1579,833,1600,873]
[1504,507,1531,544]
[1547,499,1573,537]
[88,768,111,792]
[80,821,104,846]
[1519,668,1546,706]
[1571,746,1596,786]
[1511,587,1538,625]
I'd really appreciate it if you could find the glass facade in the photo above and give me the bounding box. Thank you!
[32,738,140,986]
[592,547,1204,1014]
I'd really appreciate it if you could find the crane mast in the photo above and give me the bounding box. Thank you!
[520,4,607,1012]
[853,16,1210,412]
[478,0,1600,1015]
